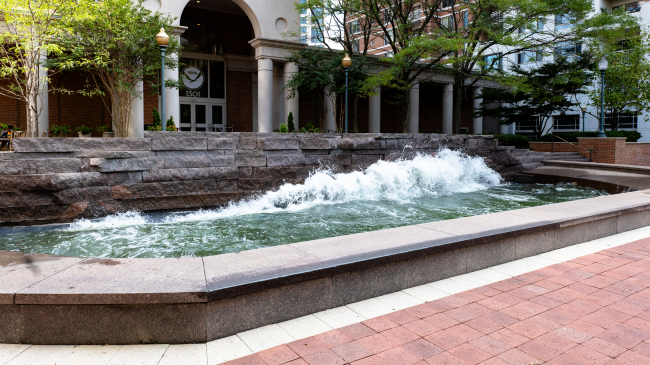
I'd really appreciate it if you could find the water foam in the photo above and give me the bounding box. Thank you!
[69,149,502,231]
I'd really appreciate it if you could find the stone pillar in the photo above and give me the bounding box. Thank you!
[252,73,258,132]
[127,81,144,137]
[164,60,180,129]
[37,58,49,137]
[284,62,299,130]
[500,121,510,134]
[257,58,274,133]
[324,86,336,133]
[369,87,381,133]
[442,83,453,134]
[473,87,483,134]
[408,84,420,134]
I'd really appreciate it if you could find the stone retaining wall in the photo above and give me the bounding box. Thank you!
[0,132,521,226]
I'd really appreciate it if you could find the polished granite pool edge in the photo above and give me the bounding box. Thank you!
[1,188,650,345]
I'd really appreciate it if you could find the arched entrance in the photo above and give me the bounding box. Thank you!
[178,0,255,131]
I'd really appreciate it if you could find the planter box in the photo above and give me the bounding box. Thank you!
[77,132,92,138]
[102,132,115,138]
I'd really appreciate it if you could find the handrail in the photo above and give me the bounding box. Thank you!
[548,134,593,161]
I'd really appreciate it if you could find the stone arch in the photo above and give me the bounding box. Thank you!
[163,0,261,39]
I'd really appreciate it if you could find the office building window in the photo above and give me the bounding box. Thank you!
[555,42,581,57]
[518,50,543,64]
[553,115,579,130]
[441,15,455,30]
[483,53,502,71]
[555,14,574,30]
[463,11,469,27]
[605,113,638,129]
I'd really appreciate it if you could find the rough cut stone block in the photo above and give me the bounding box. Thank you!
[89,158,162,172]
[151,137,207,151]
[0,159,82,175]
[239,167,252,178]
[300,138,334,150]
[13,138,151,153]
[142,167,238,183]
[52,187,113,205]
[235,156,267,167]
[119,193,241,212]
[237,137,258,150]
[162,155,235,169]
[111,180,236,200]
[0,202,89,224]
[352,155,382,166]
[337,138,381,150]
[0,152,75,160]
[305,154,352,166]
[383,139,413,150]
[252,167,310,179]
[261,137,300,150]
[207,138,239,150]
[105,172,143,186]
[76,151,152,159]
[0,173,106,192]
[267,155,306,167]
[238,178,288,191]
[0,191,53,208]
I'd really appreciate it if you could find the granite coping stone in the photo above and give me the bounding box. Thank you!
[1,190,649,306]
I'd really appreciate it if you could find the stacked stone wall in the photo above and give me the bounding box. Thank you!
[0,132,519,225]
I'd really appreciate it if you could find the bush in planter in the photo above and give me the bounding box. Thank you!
[48,124,71,137]
[75,125,93,135]
[146,115,176,131]
[95,125,113,133]
[300,122,321,133]
[492,134,531,149]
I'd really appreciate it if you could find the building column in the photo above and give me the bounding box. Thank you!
[500,123,510,134]
[127,81,144,137]
[252,73,258,132]
[473,87,483,134]
[408,84,420,134]
[164,61,180,129]
[368,87,381,133]
[284,62,299,130]
[324,86,336,133]
[442,83,453,134]
[257,58,274,133]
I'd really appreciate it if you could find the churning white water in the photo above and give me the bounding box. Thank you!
[69,149,502,231]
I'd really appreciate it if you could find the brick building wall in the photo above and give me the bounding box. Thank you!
[529,142,583,153]
[531,138,650,167]
[226,71,253,132]
[622,143,650,166]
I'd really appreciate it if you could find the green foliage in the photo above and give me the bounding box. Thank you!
[50,0,182,137]
[492,134,531,149]
[75,125,93,135]
[0,123,7,130]
[48,125,71,137]
[152,108,162,127]
[279,123,288,133]
[165,116,176,131]
[476,56,593,139]
[301,123,321,133]
[538,131,642,142]
[148,109,176,131]
[586,28,650,131]
[287,112,295,132]
[95,125,113,133]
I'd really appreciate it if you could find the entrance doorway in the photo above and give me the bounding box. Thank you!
[179,102,225,132]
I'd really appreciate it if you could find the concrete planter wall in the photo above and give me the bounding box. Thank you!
[0,132,522,226]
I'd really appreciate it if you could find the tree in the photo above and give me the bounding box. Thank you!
[475,55,593,139]
[586,27,650,131]
[0,0,78,136]
[297,0,455,133]
[50,0,182,137]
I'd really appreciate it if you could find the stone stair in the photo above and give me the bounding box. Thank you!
[511,149,591,170]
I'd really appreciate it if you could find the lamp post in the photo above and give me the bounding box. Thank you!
[342,54,352,134]
[597,57,608,138]
[580,106,587,132]
[156,28,170,131]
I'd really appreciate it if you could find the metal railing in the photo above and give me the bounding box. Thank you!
[549,134,593,161]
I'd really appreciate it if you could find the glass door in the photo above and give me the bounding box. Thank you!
[180,104,192,131]
[211,105,225,132]
[195,104,208,132]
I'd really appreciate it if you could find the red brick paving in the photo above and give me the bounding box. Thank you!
[223,238,650,365]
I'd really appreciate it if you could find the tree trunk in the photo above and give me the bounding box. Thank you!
[452,72,465,134]
[401,88,410,133]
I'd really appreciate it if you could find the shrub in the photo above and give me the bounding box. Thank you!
[279,123,288,133]
[287,112,295,132]
[301,122,321,133]
[75,125,93,134]
[96,125,113,133]
[48,124,71,137]
[492,134,530,149]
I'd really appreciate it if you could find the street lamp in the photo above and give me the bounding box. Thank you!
[597,57,608,138]
[342,53,352,134]
[156,27,169,131]
[580,106,587,132]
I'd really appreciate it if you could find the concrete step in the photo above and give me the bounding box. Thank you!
[544,152,583,157]
[521,163,544,170]
[510,149,530,157]
[517,156,545,164]
[544,156,590,161]
[527,151,545,157]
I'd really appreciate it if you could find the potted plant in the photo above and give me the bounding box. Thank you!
[75,125,93,138]
[48,125,71,137]
[96,125,114,138]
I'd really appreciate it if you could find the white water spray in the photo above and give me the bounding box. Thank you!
[69,149,502,231]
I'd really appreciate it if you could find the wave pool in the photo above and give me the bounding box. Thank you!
[0,149,606,258]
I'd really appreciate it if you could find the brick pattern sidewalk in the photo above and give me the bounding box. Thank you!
[223,238,650,365]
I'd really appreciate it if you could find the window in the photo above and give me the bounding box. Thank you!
[301,35,307,43]
[605,113,638,129]
[353,40,360,52]
[349,20,359,34]
[613,2,641,12]
[516,117,541,131]
[483,53,502,71]
[179,18,224,55]
[519,19,544,34]
[409,5,422,21]
[300,0,307,15]
[301,17,307,25]
[555,14,574,30]
[463,11,469,27]
[441,15,455,30]
[553,115,579,130]
[442,0,454,8]
[311,28,322,43]
[518,50,543,64]
[555,42,582,57]
[370,39,375,46]
[301,26,307,34]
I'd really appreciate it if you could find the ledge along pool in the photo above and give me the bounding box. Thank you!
[0,150,606,259]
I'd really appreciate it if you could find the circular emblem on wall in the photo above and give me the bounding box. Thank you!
[182,66,205,90]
